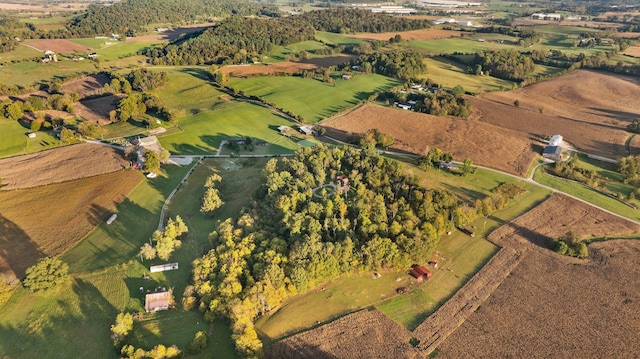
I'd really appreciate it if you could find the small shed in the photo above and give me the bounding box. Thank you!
[409,265,432,281]
[542,145,562,161]
[27,133,36,138]
[145,291,171,312]
[106,213,117,225]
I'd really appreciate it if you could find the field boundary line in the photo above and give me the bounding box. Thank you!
[158,158,200,231]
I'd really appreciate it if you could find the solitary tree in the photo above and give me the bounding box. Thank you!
[111,312,133,348]
[23,257,69,293]
[144,150,160,173]
[201,187,224,215]
[513,99,520,107]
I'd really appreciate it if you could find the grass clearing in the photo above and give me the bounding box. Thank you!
[0,120,27,157]
[315,31,364,47]
[228,74,402,123]
[61,164,193,273]
[0,45,43,64]
[152,67,226,118]
[159,101,299,155]
[422,57,514,93]
[0,60,95,87]
[70,37,112,49]
[533,166,640,221]
[97,41,163,62]
[265,41,328,63]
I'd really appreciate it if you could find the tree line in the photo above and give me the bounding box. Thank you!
[63,0,275,37]
[293,8,431,34]
[146,16,315,65]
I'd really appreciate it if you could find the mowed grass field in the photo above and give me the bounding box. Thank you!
[255,163,551,338]
[265,40,328,63]
[96,41,163,61]
[228,74,402,122]
[0,45,43,64]
[422,57,514,93]
[0,120,28,157]
[152,67,226,118]
[159,101,299,155]
[0,60,95,87]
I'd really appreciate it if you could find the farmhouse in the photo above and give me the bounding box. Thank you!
[150,262,179,273]
[542,145,562,161]
[409,265,432,281]
[396,103,412,110]
[439,162,459,171]
[133,136,162,153]
[278,125,292,137]
[144,291,171,312]
[298,125,315,136]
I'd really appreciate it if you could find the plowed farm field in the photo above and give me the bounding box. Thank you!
[469,70,640,158]
[23,39,92,54]
[345,29,465,41]
[0,170,142,282]
[0,143,129,190]
[324,104,537,176]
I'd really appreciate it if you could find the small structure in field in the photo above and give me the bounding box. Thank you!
[298,125,315,136]
[542,145,562,161]
[549,134,563,146]
[460,227,475,237]
[150,262,179,273]
[277,125,292,137]
[428,261,438,268]
[439,162,459,171]
[145,291,171,312]
[27,133,36,138]
[106,213,117,225]
[409,265,432,281]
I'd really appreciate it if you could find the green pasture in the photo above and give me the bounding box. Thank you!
[404,36,515,55]
[533,165,640,222]
[61,163,193,273]
[315,31,364,47]
[228,74,402,123]
[97,41,163,61]
[532,25,601,35]
[70,37,113,49]
[255,163,551,336]
[159,101,298,155]
[0,60,95,87]
[265,40,328,63]
[0,45,43,64]
[0,121,66,158]
[422,57,514,93]
[152,67,226,118]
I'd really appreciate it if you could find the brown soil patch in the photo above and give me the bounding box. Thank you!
[74,94,123,125]
[62,74,110,98]
[470,69,640,158]
[0,143,129,190]
[324,104,537,176]
[23,39,91,54]
[127,25,213,42]
[612,32,640,39]
[623,45,640,57]
[345,29,465,41]
[268,309,418,359]
[0,170,142,282]
[437,239,640,358]
[223,55,356,77]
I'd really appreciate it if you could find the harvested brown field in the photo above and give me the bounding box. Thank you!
[436,239,640,358]
[623,45,640,57]
[62,74,110,98]
[0,170,142,282]
[469,70,640,158]
[268,309,418,359]
[488,193,640,249]
[324,104,537,176]
[613,32,640,39]
[74,94,123,124]
[223,55,356,77]
[0,143,129,190]
[269,194,640,358]
[345,29,465,41]
[23,39,92,54]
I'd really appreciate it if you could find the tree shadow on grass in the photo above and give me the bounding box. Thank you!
[0,214,44,281]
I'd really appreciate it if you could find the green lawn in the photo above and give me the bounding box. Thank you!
[152,67,226,118]
[70,37,113,49]
[159,101,299,155]
[0,121,68,158]
[315,31,364,47]
[228,74,402,123]
[0,60,96,87]
[533,166,640,222]
[265,40,329,63]
[61,164,194,273]
[422,57,514,93]
[97,41,164,62]
[0,45,43,64]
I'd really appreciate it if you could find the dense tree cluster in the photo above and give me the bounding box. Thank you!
[146,16,315,65]
[139,216,188,261]
[191,145,461,356]
[23,257,69,293]
[294,9,431,34]
[65,0,273,37]
[619,154,640,183]
[552,231,588,258]
[378,86,471,117]
[473,50,536,81]
[350,50,426,80]
[201,173,224,216]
